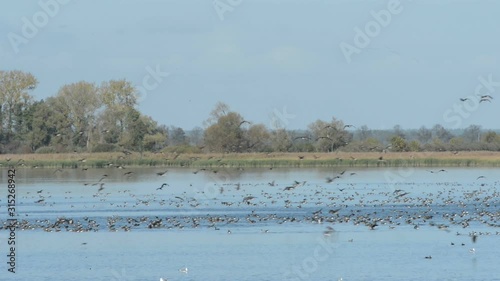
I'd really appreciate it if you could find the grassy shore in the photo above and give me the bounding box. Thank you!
[2,151,500,168]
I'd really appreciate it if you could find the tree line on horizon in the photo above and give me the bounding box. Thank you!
[1,70,500,155]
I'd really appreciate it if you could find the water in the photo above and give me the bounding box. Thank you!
[1,167,499,280]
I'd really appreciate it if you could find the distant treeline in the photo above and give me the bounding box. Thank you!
[1,70,500,154]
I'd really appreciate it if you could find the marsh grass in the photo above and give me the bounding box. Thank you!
[2,151,500,168]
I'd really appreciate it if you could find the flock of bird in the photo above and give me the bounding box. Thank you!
[460,94,494,103]
[1,164,498,270]
[4,168,498,235]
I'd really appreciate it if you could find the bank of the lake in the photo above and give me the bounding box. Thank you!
[2,151,500,169]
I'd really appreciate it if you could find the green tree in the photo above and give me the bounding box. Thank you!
[203,103,245,152]
[0,70,37,141]
[308,118,351,152]
[417,126,432,144]
[244,124,270,152]
[462,124,481,143]
[270,128,292,152]
[55,81,101,151]
[483,131,499,143]
[168,126,187,146]
[99,79,137,141]
[357,125,372,141]
[432,124,454,143]
[390,136,408,152]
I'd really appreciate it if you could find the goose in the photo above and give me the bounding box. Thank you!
[157,183,169,190]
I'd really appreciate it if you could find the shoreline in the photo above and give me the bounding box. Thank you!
[2,151,500,168]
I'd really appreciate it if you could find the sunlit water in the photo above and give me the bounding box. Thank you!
[1,167,499,280]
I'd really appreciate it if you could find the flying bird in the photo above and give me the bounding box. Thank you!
[316,136,333,141]
[323,226,336,237]
[326,176,340,183]
[243,196,256,203]
[157,183,169,190]
[239,120,251,127]
[156,170,168,176]
[294,136,311,141]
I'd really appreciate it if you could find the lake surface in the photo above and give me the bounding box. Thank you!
[1,167,499,280]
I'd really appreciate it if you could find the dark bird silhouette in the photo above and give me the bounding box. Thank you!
[476,175,486,180]
[472,233,477,243]
[243,196,256,204]
[322,125,336,130]
[429,169,446,173]
[239,120,251,127]
[480,98,491,103]
[460,98,469,101]
[284,181,305,191]
[328,209,341,215]
[323,226,335,236]
[481,94,493,100]
[294,136,311,141]
[395,192,410,198]
[343,124,356,129]
[157,183,169,190]
[156,170,168,176]
[326,176,340,183]
[316,136,333,141]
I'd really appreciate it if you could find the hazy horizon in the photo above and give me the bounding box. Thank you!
[2,0,499,131]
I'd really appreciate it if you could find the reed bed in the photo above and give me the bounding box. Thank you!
[2,151,500,169]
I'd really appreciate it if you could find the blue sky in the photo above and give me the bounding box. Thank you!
[1,0,499,130]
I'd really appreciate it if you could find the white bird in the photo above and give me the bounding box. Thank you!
[160,278,168,281]
[469,248,476,254]
[179,267,188,273]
